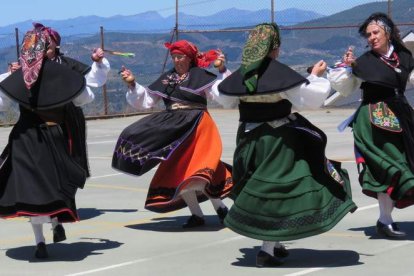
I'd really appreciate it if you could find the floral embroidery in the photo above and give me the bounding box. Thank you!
[326,160,344,185]
[162,72,189,87]
[369,102,402,132]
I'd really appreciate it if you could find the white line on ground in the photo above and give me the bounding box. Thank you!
[89,173,123,179]
[284,268,326,276]
[62,203,384,276]
[88,140,116,145]
[88,156,112,159]
[67,165,379,276]
[355,203,378,212]
[65,236,244,276]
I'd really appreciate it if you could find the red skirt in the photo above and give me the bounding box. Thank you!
[145,111,233,212]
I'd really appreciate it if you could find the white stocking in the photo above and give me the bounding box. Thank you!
[51,217,60,229]
[274,241,284,249]
[30,217,48,245]
[208,197,226,211]
[181,190,203,217]
[261,241,276,255]
[378,192,394,225]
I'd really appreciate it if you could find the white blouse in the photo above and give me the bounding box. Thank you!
[0,57,110,110]
[239,74,331,110]
[236,74,331,132]
[125,69,237,110]
[0,72,10,111]
[126,70,330,112]
[327,46,414,100]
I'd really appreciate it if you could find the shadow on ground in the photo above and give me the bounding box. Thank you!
[232,245,362,268]
[125,215,225,232]
[349,220,414,240]
[5,238,123,262]
[78,208,138,220]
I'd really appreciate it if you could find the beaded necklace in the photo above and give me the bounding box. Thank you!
[379,51,401,73]
[162,72,189,86]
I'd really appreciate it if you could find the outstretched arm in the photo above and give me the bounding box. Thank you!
[120,66,161,110]
[282,60,331,110]
[73,48,110,106]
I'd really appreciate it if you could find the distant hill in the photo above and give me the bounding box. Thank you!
[2,1,413,75]
[1,0,414,120]
[0,8,323,35]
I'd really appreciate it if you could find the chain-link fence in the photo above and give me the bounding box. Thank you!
[1,0,413,124]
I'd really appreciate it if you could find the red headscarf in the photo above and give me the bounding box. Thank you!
[164,40,218,68]
[20,23,61,90]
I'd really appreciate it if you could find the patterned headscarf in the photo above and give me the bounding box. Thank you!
[20,23,61,90]
[165,40,218,68]
[240,23,281,93]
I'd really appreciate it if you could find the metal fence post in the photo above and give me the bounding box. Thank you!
[15,28,20,61]
[175,0,179,40]
[100,26,108,115]
[388,0,392,18]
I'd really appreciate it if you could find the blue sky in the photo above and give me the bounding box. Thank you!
[1,0,384,27]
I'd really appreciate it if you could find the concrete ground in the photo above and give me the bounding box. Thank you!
[1,108,414,276]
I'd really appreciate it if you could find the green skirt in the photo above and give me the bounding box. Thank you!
[224,113,356,241]
[353,104,414,208]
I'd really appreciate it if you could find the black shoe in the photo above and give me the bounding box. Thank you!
[53,224,67,243]
[182,215,205,228]
[256,250,283,267]
[391,222,406,234]
[274,244,289,258]
[376,220,406,238]
[34,242,48,259]
[216,206,228,224]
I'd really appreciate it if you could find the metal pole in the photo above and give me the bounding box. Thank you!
[175,0,179,40]
[271,0,275,23]
[100,26,108,115]
[15,28,20,62]
[388,0,392,19]
[161,29,176,74]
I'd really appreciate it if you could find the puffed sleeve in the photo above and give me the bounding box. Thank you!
[408,69,414,87]
[280,74,331,110]
[72,58,110,106]
[205,69,239,108]
[0,94,4,111]
[327,67,361,97]
[125,82,161,110]
[0,72,11,111]
[85,58,111,88]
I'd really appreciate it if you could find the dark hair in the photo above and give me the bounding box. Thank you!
[358,12,409,53]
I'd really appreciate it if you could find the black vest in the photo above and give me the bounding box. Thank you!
[148,67,217,106]
[0,56,91,110]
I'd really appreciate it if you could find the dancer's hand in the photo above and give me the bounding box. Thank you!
[214,50,226,73]
[91,48,104,62]
[310,60,327,77]
[342,46,356,66]
[8,62,21,73]
[119,66,136,86]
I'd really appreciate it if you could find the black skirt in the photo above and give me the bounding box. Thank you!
[0,112,86,222]
[112,109,203,176]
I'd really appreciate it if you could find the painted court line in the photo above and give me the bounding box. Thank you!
[65,236,244,276]
[63,204,382,276]
[88,140,116,145]
[284,268,326,276]
[89,173,123,179]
